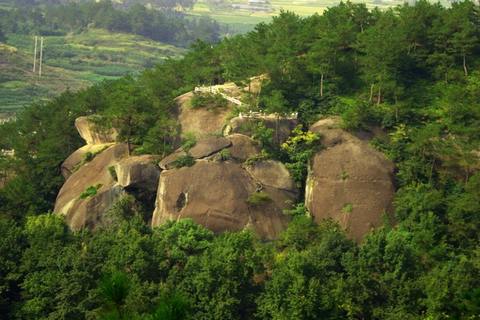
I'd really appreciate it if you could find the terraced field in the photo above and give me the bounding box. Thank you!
[0,29,185,112]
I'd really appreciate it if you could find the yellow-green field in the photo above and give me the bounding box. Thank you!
[188,0,437,32]
[0,29,185,112]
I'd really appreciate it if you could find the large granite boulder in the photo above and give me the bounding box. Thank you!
[226,134,260,162]
[54,144,129,230]
[176,92,233,139]
[152,160,297,240]
[75,116,118,145]
[115,155,161,192]
[188,136,232,159]
[159,136,234,170]
[61,143,113,179]
[305,118,395,242]
[225,115,298,145]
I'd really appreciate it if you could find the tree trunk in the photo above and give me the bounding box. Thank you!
[275,115,280,145]
[369,84,374,102]
[320,73,324,97]
[126,124,132,156]
[463,53,468,77]
[377,85,381,106]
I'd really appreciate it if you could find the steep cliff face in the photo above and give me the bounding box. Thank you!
[305,118,396,242]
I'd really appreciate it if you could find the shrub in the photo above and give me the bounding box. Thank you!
[173,155,195,169]
[108,166,118,182]
[247,191,271,206]
[342,203,353,214]
[281,126,320,186]
[190,93,228,110]
[181,133,197,152]
[79,184,103,199]
[217,149,231,161]
[84,152,94,162]
[245,150,270,166]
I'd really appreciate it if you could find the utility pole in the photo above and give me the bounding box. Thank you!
[38,37,44,78]
[33,36,38,73]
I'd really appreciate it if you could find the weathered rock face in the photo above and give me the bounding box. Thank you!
[227,134,260,162]
[54,144,129,230]
[225,116,298,145]
[159,135,254,170]
[189,137,232,159]
[176,92,232,138]
[152,160,297,240]
[305,118,395,242]
[61,143,113,179]
[75,116,118,145]
[115,155,161,192]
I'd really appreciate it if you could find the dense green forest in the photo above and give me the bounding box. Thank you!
[0,0,220,46]
[1,1,480,319]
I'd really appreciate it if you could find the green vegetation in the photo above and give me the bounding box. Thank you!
[217,148,231,161]
[80,184,103,199]
[246,191,271,206]
[0,1,220,46]
[190,92,229,110]
[108,166,118,182]
[280,126,320,187]
[0,1,480,319]
[181,133,197,152]
[0,29,185,112]
[173,155,196,168]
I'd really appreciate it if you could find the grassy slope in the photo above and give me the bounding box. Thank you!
[0,29,185,112]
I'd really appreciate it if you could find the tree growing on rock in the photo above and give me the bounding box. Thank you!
[102,77,153,155]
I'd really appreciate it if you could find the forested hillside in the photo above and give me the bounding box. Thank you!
[1,1,479,319]
[0,1,220,46]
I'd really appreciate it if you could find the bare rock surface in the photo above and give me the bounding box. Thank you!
[226,134,260,162]
[75,116,118,145]
[245,160,296,191]
[115,155,161,192]
[176,92,232,138]
[306,118,395,242]
[152,160,297,240]
[158,150,187,170]
[61,143,113,179]
[188,137,232,159]
[54,144,129,230]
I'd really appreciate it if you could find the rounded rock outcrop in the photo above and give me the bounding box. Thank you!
[54,144,129,230]
[176,92,233,139]
[152,160,297,240]
[305,118,395,242]
[75,116,118,145]
[115,155,161,192]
